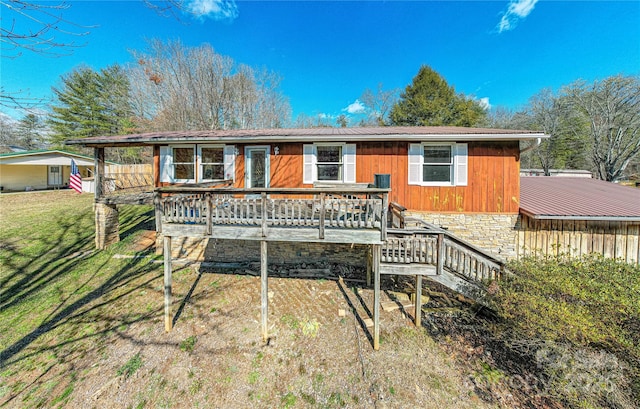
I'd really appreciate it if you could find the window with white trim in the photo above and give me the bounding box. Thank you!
[160,144,235,183]
[317,145,343,181]
[199,146,224,181]
[408,143,468,186]
[173,146,195,181]
[303,143,356,184]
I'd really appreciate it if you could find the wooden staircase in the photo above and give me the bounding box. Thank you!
[383,203,506,305]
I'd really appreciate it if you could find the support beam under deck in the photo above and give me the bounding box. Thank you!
[261,240,268,342]
[373,244,381,350]
[164,235,173,332]
[414,274,422,327]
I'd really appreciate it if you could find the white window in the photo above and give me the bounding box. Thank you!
[408,143,468,186]
[172,145,195,182]
[199,146,224,181]
[317,145,343,181]
[160,144,236,183]
[303,143,356,184]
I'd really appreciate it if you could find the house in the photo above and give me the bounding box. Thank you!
[520,168,593,178]
[0,150,94,192]
[67,126,547,348]
[70,126,546,255]
[518,177,640,264]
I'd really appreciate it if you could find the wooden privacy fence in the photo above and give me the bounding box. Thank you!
[102,164,153,195]
[517,215,640,264]
[156,187,389,240]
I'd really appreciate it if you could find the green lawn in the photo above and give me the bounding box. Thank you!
[0,191,159,408]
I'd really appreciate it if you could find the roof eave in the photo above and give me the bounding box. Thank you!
[66,132,548,147]
[520,209,640,222]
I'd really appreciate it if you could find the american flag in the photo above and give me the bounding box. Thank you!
[70,159,82,194]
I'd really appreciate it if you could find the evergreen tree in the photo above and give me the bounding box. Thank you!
[48,64,133,146]
[16,113,47,149]
[389,65,486,127]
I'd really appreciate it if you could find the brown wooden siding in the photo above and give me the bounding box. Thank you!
[156,140,520,213]
[356,141,520,213]
[517,215,640,264]
[269,144,304,188]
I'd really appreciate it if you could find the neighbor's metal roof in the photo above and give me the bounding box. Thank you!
[0,149,97,166]
[520,177,640,221]
[65,126,547,147]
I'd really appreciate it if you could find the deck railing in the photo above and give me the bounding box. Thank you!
[155,187,389,240]
[383,225,506,282]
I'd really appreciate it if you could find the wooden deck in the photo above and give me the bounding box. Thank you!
[155,187,389,244]
[154,187,505,350]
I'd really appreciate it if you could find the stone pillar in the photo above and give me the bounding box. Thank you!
[95,203,119,249]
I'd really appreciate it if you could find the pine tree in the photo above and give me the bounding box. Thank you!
[389,65,486,127]
[16,113,47,149]
[48,64,133,146]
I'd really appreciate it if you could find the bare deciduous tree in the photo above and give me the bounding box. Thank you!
[128,39,290,131]
[360,83,399,126]
[564,75,640,182]
[0,0,188,58]
[0,0,93,58]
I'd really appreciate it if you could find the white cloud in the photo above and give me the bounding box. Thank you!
[497,0,538,33]
[185,0,238,21]
[478,97,491,110]
[344,99,366,115]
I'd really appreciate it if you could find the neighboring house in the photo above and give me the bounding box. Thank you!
[0,150,94,192]
[520,168,593,178]
[519,177,640,264]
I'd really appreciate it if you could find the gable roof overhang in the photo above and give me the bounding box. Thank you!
[65,126,548,148]
[520,177,640,222]
[0,149,97,167]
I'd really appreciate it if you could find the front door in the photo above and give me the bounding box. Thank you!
[245,146,270,188]
[48,165,62,187]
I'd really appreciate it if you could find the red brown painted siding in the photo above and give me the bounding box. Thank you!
[155,140,520,213]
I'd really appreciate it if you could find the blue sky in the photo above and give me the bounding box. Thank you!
[2,0,639,124]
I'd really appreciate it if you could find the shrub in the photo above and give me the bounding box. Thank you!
[493,255,640,406]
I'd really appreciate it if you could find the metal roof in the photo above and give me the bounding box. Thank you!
[520,177,640,221]
[65,126,547,147]
[0,149,97,166]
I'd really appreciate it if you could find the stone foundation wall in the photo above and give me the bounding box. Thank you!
[406,212,519,259]
[95,203,119,249]
[156,234,368,267]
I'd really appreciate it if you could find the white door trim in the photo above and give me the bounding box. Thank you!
[245,146,270,188]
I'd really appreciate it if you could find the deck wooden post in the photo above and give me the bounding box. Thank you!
[373,244,381,350]
[437,233,445,275]
[261,192,267,237]
[366,246,372,287]
[94,147,105,199]
[318,193,326,239]
[163,235,173,332]
[414,274,422,327]
[381,192,388,241]
[206,193,212,235]
[261,240,268,342]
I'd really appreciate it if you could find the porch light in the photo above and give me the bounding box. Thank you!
[274,146,280,156]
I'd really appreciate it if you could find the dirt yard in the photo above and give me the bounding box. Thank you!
[3,262,527,408]
[56,268,502,409]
